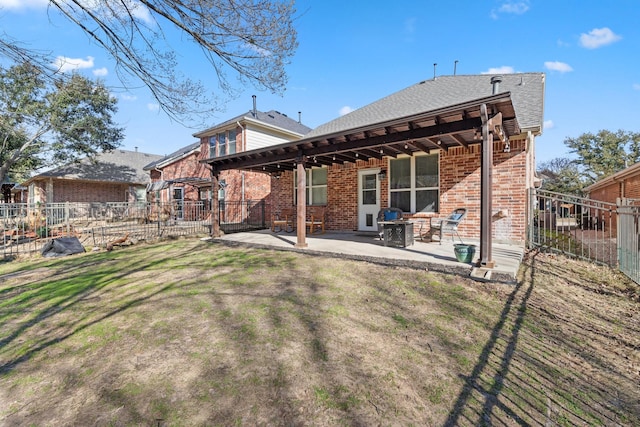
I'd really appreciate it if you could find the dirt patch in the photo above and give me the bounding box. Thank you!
[0,240,638,426]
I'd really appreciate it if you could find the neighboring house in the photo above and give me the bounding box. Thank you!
[144,98,311,214]
[584,161,640,231]
[204,73,545,261]
[21,149,163,204]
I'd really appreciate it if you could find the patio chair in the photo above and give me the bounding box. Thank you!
[428,208,467,244]
[376,207,404,239]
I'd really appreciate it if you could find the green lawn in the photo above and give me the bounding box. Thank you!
[0,239,638,426]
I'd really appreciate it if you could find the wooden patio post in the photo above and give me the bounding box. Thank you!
[295,155,308,248]
[479,103,495,267]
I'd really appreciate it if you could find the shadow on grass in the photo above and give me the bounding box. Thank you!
[444,251,639,426]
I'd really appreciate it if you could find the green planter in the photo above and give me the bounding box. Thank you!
[454,244,476,263]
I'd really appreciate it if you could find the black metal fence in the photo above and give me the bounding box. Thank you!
[528,189,618,267]
[1,200,269,258]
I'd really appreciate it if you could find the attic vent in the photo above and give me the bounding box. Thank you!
[268,114,275,118]
[419,80,426,84]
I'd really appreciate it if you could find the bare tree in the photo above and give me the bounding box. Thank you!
[0,0,298,124]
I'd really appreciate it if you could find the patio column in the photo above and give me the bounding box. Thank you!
[479,104,495,267]
[210,169,221,238]
[295,154,308,248]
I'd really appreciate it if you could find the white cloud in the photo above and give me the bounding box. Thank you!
[543,120,554,130]
[121,94,138,101]
[339,106,353,116]
[579,27,621,49]
[544,61,573,73]
[93,67,108,77]
[147,103,160,112]
[491,1,529,19]
[633,84,640,91]
[0,0,154,24]
[482,66,515,75]
[52,56,95,73]
[0,0,48,9]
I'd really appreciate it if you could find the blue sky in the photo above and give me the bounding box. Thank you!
[0,0,638,166]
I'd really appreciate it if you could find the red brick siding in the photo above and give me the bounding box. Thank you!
[31,179,136,203]
[270,139,529,242]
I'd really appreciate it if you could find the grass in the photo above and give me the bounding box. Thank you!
[0,238,638,426]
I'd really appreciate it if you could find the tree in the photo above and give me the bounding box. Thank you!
[537,157,587,196]
[564,129,640,181]
[0,62,124,185]
[0,0,298,124]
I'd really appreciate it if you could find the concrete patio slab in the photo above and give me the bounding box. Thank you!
[210,229,524,283]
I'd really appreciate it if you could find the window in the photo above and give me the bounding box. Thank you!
[228,129,237,154]
[217,132,226,156]
[389,154,439,213]
[294,167,327,205]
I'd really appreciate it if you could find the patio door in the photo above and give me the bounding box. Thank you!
[358,169,380,231]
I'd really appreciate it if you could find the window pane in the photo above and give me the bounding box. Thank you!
[416,190,439,212]
[311,168,327,185]
[390,158,411,189]
[415,155,438,188]
[218,133,226,156]
[362,174,376,190]
[390,191,410,212]
[311,187,327,205]
[363,189,376,205]
[228,129,236,154]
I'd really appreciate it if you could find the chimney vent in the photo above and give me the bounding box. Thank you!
[298,111,301,124]
[252,95,257,117]
[491,75,503,94]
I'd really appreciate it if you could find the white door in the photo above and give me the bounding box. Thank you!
[358,169,380,231]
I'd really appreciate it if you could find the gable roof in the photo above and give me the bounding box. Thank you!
[306,73,545,140]
[23,149,163,185]
[143,141,201,171]
[584,161,640,193]
[193,109,312,138]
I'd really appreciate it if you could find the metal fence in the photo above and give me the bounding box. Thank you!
[528,189,618,267]
[617,201,640,283]
[1,200,271,258]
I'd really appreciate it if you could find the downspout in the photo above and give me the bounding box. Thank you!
[237,121,246,152]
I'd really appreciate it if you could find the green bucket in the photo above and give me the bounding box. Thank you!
[454,244,476,263]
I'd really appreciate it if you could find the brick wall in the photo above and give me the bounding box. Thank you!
[30,179,136,203]
[270,138,529,243]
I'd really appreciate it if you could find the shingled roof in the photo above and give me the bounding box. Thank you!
[24,149,163,185]
[305,73,544,139]
[193,109,312,138]
[203,73,545,174]
[143,141,201,171]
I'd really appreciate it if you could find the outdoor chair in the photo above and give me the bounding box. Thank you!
[376,207,404,239]
[428,208,467,244]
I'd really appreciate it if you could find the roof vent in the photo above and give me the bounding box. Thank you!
[252,94,257,117]
[491,75,503,94]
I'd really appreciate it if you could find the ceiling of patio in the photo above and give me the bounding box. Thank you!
[203,93,519,174]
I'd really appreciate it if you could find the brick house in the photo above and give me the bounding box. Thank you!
[21,149,162,203]
[143,100,311,217]
[584,161,640,231]
[204,73,545,266]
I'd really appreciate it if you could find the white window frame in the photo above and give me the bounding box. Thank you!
[294,167,327,206]
[388,153,439,213]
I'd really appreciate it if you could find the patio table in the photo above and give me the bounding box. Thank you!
[378,220,414,247]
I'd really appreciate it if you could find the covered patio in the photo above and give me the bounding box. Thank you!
[211,229,524,283]
[202,73,544,279]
